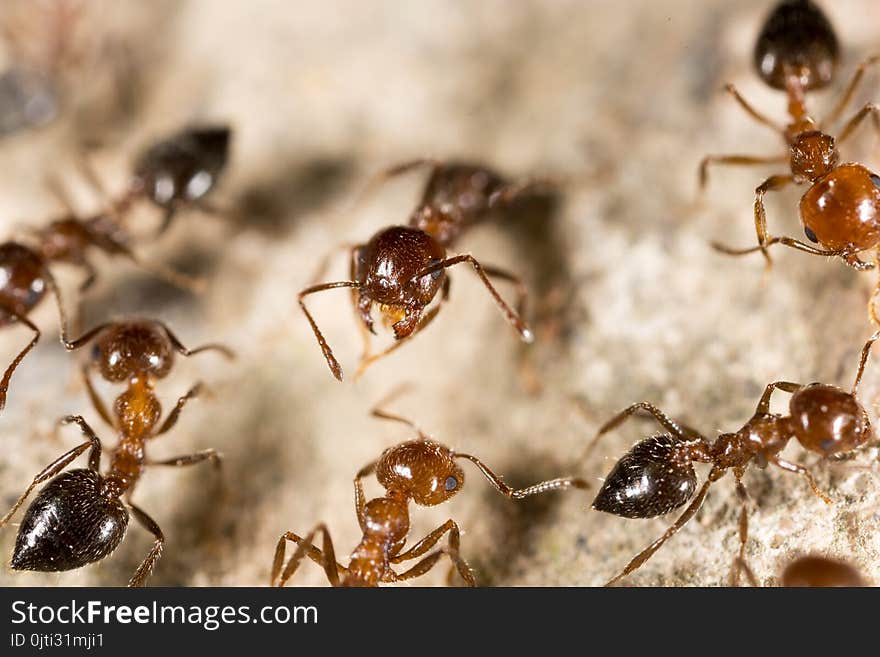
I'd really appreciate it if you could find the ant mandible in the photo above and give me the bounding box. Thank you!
[700,1,880,313]
[735,554,867,587]
[272,398,589,586]
[299,159,551,380]
[0,319,234,586]
[582,330,878,586]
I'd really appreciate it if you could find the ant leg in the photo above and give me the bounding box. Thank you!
[731,557,760,587]
[728,470,752,586]
[0,418,102,527]
[579,401,695,465]
[354,461,378,532]
[605,468,722,586]
[488,176,559,210]
[835,103,880,146]
[77,259,98,292]
[852,330,880,395]
[769,457,832,504]
[388,521,475,586]
[753,380,803,416]
[154,383,204,436]
[822,55,880,129]
[298,281,359,381]
[40,265,73,348]
[712,174,793,268]
[723,83,784,134]
[272,525,341,587]
[147,448,221,471]
[353,158,440,207]
[0,306,40,411]
[354,280,450,379]
[270,532,348,586]
[81,365,114,429]
[413,254,533,342]
[698,154,787,191]
[127,504,164,587]
[159,324,235,360]
[455,453,590,497]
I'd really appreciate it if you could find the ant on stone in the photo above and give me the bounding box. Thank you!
[272,395,588,586]
[700,1,880,317]
[0,319,234,586]
[582,331,879,586]
[300,159,551,380]
[734,553,867,587]
[79,125,232,236]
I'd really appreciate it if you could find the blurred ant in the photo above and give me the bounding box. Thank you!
[734,554,867,587]
[583,331,878,586]
[300,159,552,380]
[81,125,232,236]
[0,319,234,586]
[272,396,589,586]
[700,1,880,316]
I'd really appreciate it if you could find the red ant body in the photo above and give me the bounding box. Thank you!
[0,319,233,586]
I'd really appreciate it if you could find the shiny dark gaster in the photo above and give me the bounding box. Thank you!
[12,470,128,572]
[754,0,839,90]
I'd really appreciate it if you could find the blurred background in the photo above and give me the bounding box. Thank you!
[0,0,878,586]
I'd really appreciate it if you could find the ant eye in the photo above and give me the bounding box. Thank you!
[444,476,458,492]
[871,173,880,189]
[804,226,819,243]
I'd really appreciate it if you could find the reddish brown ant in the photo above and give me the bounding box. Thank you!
[300,159,551,380]
[582,331,878,586]
[700,1,880,317]
[734,554,868,587]
[0,199,204,411]
[0,319,234,586]
[272,399,589,586]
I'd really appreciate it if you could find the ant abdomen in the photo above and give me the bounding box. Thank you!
[799,164,880,251]
[788,383,873,455]
[0,242,48,318]
[781,555,866,586]
[592,434,697,519]
[133,126,232,211]
[754,0,838,91]
[11,469,128,573]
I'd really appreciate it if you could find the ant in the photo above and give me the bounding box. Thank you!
[700,1,880,314]
[76,125,231,237]
[0,197,205,411]
[272,398,589,586]
[582,330,878,586]
[0,319,234,586]
[734,554,867,587]
[300,159,551,380]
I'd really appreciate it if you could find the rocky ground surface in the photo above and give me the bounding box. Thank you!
[0,0,878,587]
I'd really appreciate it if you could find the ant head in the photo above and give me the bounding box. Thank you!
[781,555,865,587]
[91,319,175,382]
[754,0,838,91]
[358,226,446,309]
[787,383,873,456]
[361,497,411,546]
[592,434,697,519]
[376,439,465,506]
[790,131,837,182]
[0,242,48,317]
[11,469,128,573]
[134,125,232,209]
[799,164,880,250]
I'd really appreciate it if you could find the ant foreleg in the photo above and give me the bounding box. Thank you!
[0,306,40,411]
